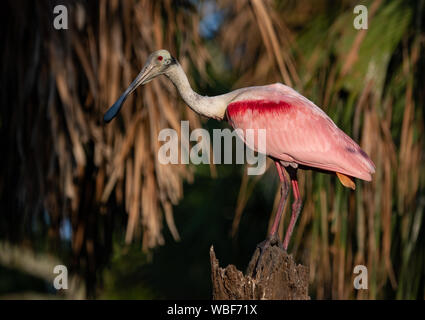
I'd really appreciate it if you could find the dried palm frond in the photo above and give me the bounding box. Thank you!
[0,0,210,295]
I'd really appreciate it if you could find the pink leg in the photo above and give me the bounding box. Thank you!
[269,161,289,237]
[255,161,289,268]
[283,172,302,250]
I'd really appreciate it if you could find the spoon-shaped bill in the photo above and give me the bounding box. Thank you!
[103,64,155,123]
[104,94,127,123]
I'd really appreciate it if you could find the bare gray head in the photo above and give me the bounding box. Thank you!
[103,49,177,123]
[104,49,232,122]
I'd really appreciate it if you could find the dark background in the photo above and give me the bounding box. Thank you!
[0,0,424,299]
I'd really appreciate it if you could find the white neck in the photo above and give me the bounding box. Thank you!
[165,63,237,120]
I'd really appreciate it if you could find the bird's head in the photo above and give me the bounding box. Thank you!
[103,49,177,123]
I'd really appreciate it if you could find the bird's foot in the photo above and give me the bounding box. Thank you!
[253,234,284,274]
[257,233,284,251]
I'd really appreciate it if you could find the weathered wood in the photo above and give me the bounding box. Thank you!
[210,244,309,300]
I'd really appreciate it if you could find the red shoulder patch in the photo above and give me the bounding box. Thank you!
[227,100,293,118]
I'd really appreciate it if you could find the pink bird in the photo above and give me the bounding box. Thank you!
[104,50,375,253]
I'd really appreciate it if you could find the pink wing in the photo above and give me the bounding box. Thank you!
[226,84,375,181]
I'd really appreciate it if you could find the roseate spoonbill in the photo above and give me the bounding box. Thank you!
[104,49,375,252]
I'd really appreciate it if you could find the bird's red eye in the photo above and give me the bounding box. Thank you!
[158,56,163,61]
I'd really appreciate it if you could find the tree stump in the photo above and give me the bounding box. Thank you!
[210,245,310,300]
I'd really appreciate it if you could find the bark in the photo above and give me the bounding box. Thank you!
[210,244,310,300]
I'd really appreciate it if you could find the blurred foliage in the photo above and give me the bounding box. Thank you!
[0,0,210,298]
[1,0,424,300]
[217,0,425,299]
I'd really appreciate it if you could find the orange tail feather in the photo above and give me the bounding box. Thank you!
[336,172,356,190]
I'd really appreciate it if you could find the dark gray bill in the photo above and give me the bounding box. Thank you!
[103,94,127,123]
[103,64,154,123]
